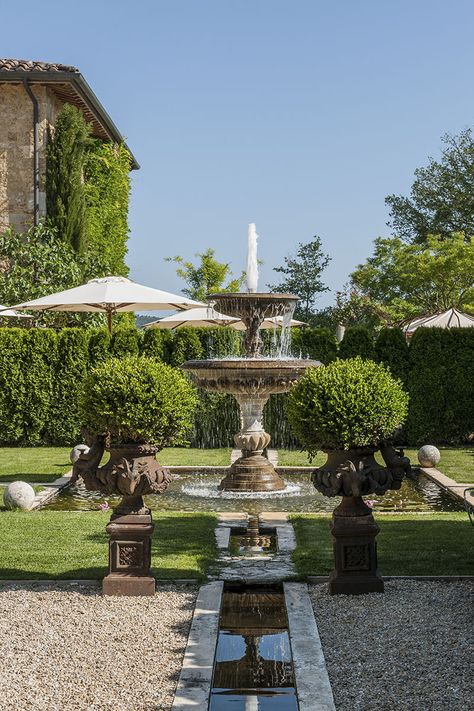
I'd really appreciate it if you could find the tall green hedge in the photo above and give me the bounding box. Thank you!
[375,328,409,382]
[88,328,110,363]
[46,329,89,445]
[141,329,169,361]
[292,327,338,363]
[0,329,27,444]
[110,327,141,357]
[339,326,375,360]
[23,329,57,445]
[0,325,472,446]
[170,328,204,366]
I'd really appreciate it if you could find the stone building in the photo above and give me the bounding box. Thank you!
[0,59,138,233]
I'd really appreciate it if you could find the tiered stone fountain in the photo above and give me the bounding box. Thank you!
[182,225,320,494]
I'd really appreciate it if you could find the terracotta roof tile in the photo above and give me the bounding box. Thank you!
[0,59,79,73]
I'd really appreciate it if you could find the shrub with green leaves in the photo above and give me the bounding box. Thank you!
[141,328,168,361]
[339,326,375,360]
[170,328,204,366]
[80,356,198,447]
[110,327,140,357]
[292,327,338,363]
[287,357,409,455]
[375,327,409,382]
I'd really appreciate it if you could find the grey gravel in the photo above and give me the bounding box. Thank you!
[0,582,197,710]
[309,580,473,711]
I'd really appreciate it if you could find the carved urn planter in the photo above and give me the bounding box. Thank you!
[287,357,412,596]
[312,445,411,595]
[73,355,197,596]
[72,437,173,597]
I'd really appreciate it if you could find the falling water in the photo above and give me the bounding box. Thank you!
[246,223,259,293]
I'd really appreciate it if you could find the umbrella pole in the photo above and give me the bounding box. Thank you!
[107,309,113,336]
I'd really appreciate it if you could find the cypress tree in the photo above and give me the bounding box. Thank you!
[46,104,91,252]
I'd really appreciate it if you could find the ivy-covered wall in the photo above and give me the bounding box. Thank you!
[0,325,472,447]
[84,141,131,276]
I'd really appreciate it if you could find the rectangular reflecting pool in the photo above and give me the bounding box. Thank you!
[210,586,298,710]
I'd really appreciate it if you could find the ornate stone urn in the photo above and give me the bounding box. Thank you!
[72,434,173,596]
[312,444,412,594]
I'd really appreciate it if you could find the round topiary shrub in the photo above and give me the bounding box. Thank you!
[287,357,409,455]
[80,355,198,448]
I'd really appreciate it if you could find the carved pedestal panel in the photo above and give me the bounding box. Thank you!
[103,513,155,596]
[328,496,384,595]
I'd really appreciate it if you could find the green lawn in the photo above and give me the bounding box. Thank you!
[291,513,474,577]
[0,445,472,485]
[0,510,217,580]
[159,447,231,466]
[0,447,72,483]
[0,447,232,484]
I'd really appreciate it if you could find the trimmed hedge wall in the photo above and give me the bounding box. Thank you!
[0,325,472,446]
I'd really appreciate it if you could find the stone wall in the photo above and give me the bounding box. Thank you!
[0,83,63,233]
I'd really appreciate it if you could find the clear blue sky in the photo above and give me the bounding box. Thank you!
[3,0,474,307]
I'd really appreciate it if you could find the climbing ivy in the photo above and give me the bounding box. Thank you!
[84,141,131,276]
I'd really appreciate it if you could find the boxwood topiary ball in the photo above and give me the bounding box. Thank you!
[287,356,409,456]
[79,355,198,448]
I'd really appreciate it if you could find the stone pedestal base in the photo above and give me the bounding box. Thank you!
[219,453,285,492]
[328,497,384,595]
[103,513,155,597]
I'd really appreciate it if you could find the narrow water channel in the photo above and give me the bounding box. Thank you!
[210,585,298,710]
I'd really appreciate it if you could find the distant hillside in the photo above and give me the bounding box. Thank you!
[135,314,158,328]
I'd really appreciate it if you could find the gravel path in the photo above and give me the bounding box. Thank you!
[310,580,473,711]
[0,583,197,711]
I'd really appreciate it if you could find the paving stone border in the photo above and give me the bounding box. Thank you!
[171,580,223,710]
[285,582,336,711]
[419,466,474,508]
[30,469,73,509]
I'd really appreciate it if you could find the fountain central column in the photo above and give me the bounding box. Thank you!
[219,393,286,492]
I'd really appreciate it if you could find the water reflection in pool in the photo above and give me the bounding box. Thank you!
[43,470,461,513]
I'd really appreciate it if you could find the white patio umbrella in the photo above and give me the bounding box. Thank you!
[0,304,29,319]
[3,276,205,334]
[144,309,307,330]
[403,307,474,338]
[144,306,239,330]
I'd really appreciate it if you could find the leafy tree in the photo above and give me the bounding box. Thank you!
[0,223,103,328]
[268,237,331,321]
[386,129,474,242]
[330,284,386,330]
[350,233,474,324]
[46,104,91,252]
[167,248,244,301]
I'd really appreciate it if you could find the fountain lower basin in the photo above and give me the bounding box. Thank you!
[182,358,320,492]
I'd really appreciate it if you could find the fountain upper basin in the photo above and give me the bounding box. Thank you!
[182,358,321,395]
[209,292,299,319]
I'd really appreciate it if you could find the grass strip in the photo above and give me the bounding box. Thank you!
[291,512,474,577]
[0,510,217,581]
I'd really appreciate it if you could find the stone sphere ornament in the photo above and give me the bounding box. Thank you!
[417,445,441,468]
[70,444,90,464]
[3,481,36,510]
